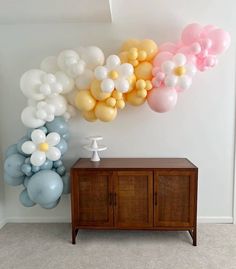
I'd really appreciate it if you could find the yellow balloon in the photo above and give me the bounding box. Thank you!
[138,39,158,61]
[75,90,96,111]
[137,89,147,98]
[112,90,123,100]
[116,99,125,109]
[127,74,136,92]
[90,79,111,101]
[134,62,153,80]
[119,51,128,63]
[106,97,116,107]
[95,102,117,122]
[121,39,140,52]
[82,110,97,122]
[126,90,146,106]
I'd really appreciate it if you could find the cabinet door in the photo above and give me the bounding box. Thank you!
[154,170,197,228]
[76,171,113,227]
[114,171,153,228]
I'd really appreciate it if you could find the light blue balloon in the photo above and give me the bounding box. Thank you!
[5,144,18,158]
[38,126,48,134]
[23,177,30,188]
[21,163,32,175]
[40,198,60,209]
[56,139,68,155]
[19,189,35,207]
[16,136,29,156]
[32,165,40,173]
[53,160,63,168]
[62,173,70,194]
[4,153,25,177]
[62,132,70,141]
[27,170,63,205]
[4,172,24,186]
[40,160,53,170]
[56,166,66,176]
[24,157,31,164]
[46,117,68,135]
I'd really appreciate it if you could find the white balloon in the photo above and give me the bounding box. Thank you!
[39,84,51,95]
[21,106,45,128]
[106,55,120,70]
[94,66,107,80]
[164,75,178,87]
[161,61,175,74]
[40,56,59,73]
[186,64,197,77]
[75,69,94,90]
[42,74,56,84]
[45,95,67,116]
[30,151,46,166]
[81,46,105,69]
[115,78,129,93]
[46,147,61,161]
[177,76,192,90]
[173,53,186,66]
[71,61,85,77]
[31,129,46,144]
[20,70,46,100]
[55,71,74,94]
[46,132,60,146]
[101,78,114,92]
[22,141,36,154]
[57,50,80,71]
[65,89,78,106]
[36,109,47,120]
[117,63,134,77]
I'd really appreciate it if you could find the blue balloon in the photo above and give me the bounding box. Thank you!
[27,170,63,205]
[56,139,68,155]
[16,136,29,156]
[4,153,25,177]
[32,165,40,173]
[40,198,60,209]
[5,144,18,158]
[23,177,30,187]
[19,189,35,207]
[62,132,70,141]
[24,157,31,164]
[56,166,66,176]
[53,160,63,168]
[21,164,32,175]
[40,160,53,170]
[4,172,24,186]
[46,117,68,135]
[62,172,70,194]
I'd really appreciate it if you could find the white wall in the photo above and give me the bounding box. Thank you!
[0,0,235,223]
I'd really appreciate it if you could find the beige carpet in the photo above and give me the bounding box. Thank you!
[0,224,236,269]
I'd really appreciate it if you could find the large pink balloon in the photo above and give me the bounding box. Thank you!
[208,29,231,55]
[181,23,203,45]
[159,42,178,54]
[153,51,173,66]
[147,87,178,113]
[200,25,216,38]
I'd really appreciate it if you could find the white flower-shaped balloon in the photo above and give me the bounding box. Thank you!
[161,53,196,91]
[21,129,61,166]
[94,55,134,93]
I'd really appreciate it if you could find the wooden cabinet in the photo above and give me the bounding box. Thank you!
[71,158,198,245]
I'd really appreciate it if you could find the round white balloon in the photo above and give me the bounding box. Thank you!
[81,46,105,69]
[21,106,45,128]
[75,69,94,90]
[55,71,74,94]
[45,95,67,116]
[40,56,59,73]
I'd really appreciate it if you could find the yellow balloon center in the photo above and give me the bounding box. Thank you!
[109,70,119,80]
[38,143,49,152]
[174,66,186,76]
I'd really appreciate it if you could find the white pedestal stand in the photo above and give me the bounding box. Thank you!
[83,136,107,162]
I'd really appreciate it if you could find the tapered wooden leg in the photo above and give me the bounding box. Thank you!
[188,228,197,246]
[72,228,78,244]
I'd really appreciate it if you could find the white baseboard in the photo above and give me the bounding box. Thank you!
[0,219,7,229]
[197,216,233,223]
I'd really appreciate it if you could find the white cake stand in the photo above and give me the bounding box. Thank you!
[83,136,107,162]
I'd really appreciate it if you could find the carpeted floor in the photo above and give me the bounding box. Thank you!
[0,224,236,269]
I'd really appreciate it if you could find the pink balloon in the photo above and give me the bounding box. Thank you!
[153,51,173,67]
[200,25,217,38]
[159,42,178,54]
[208,29,231,54]
[147,87,178,113]
[182,23,203,45]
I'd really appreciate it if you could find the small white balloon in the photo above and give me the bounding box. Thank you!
[30,151,46,166]
[31,130,46,144]
[40,56,59,73]
[161,61,175,74]
[39,84,51,95]
[173,53,187,66]
[186,64,197,77]
[21,107,45,128]
[101,78,115,92]
[94,66,107,80]
[106,55,120,70]
[45,95,67,116]
[57,50,80,71]
[36,109,47,120]
[115,78,129,93]
[54,71,74,94]
[81,46,105,69]
[46,147,61,161]
[75,69,94,90]
[22,141,36,154]
[177,76,192,90]
[71,61,85,77]
[42,73,56,84]
[117,63,134,77]
[46,132,60,146]
[164,75,178,87]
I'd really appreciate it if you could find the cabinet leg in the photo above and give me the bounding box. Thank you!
[72,228,78,245]
[188,228,197,246]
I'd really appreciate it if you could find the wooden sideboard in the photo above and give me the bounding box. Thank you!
[70,158,198,245]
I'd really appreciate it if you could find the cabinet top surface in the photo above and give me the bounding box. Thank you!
[71,158,197,169]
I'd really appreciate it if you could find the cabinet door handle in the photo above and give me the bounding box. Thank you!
[154,192,157,206]
[114,193,117,206]
[109,193,113,206]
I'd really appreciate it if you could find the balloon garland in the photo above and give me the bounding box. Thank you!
[3,23,231,209]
